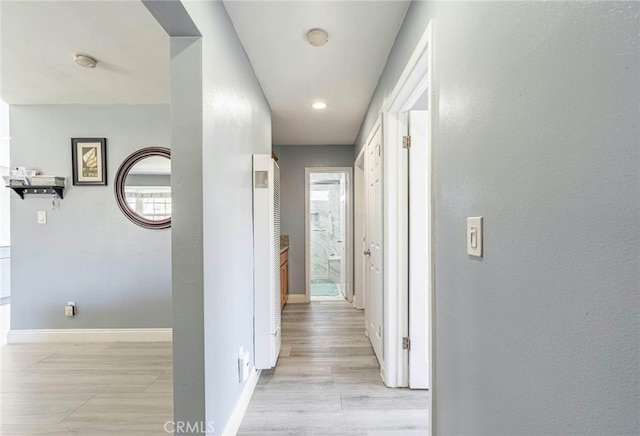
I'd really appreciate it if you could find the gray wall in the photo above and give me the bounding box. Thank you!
[10,104,171,329]
[273,145,354,295]
[126,174,170,186]
[171,2,272,434]
[170,35,206,434]
[356,2,640,435]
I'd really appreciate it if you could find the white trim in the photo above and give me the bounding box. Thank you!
[304,167,354,305]
[305,168,311,304]
[221,367,261,436]
[380,109,408,388]
[353,147,366,310]
[286,294,307,304]
[7,328,172,343]
[380,19,434,390]
[382,22,433,114]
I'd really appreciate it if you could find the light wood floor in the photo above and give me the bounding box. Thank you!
[0,301,428,435]
[238,300,430,436]
[0,305,173,435]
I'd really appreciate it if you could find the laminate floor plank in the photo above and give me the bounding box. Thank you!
[340,391,429,410]
[0,392,95,425]
[59,392,173,428]
[144,369,174,393]
[0,369,163,394]
[238,300,430,435]
[26,349,172,371]
[0,350,57,371]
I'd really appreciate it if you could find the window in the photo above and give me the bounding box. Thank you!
[125,188,171,221]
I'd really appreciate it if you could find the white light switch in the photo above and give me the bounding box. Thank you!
[467,217,483,257]
[37,211,47,224]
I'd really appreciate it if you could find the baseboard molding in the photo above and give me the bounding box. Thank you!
[287,294,307,304]
[7,328,172,343]
[221,367,261,436]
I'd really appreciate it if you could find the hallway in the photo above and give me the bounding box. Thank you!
[238,301,429,435]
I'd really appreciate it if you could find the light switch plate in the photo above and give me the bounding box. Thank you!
[37,211,47,224]
[467,217,483,257]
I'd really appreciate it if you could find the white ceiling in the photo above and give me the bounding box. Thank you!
[223,0,409,145]
[129,155,171,175]
[1,0,409,146]
[1,1,169,105]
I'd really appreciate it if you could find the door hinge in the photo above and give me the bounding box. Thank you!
[403,336,411,350]
[402,135,411,149]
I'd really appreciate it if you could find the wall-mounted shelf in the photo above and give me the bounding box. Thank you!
[9,186,65,199]
[5,176,66,200]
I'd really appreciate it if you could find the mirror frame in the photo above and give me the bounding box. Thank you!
[114,147,171,229]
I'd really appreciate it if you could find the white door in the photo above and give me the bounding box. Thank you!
[365,124,384,363]
[408,109,431,388]
[353,155,366,310]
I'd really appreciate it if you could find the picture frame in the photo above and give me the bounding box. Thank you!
[71,138,107,185]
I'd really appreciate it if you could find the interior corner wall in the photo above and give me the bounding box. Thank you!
[176,2,272,434]
[272,144,354,296]
[357,2,639,435]
[170,36,205,431]
[9,104,172,329]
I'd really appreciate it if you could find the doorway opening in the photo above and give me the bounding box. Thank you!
[305,168,352,303]
[377,15,432,405]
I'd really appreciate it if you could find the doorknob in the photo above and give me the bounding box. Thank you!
[364,249,371,256]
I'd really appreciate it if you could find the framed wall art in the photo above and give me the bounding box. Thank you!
[71,138,107,185]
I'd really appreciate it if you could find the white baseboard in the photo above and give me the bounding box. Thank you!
[221,367,261,436]
[7,328,172,343]
[286,294,307,304]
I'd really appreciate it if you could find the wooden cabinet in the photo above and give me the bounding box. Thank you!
[280,249,288,311]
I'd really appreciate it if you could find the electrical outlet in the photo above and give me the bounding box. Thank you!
[65,302,76,317]
[238,346,250,382]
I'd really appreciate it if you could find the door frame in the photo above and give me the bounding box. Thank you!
[353,148,366,310]
[304,167,354,304]
[379,19,434,399]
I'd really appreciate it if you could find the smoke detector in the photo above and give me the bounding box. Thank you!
[74,54,97,68]
[306,28,328,47]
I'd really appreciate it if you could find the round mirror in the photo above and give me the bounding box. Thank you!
[114,147,171,229]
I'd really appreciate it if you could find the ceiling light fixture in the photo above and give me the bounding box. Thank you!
[74,54,97,68]
[306,28,329,47]
[311,102,327,110]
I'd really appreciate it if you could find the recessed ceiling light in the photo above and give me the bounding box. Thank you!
[74,54,97,68]
[311,102,327,110]
[306,28,328,47]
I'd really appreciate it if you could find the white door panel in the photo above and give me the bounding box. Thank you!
[365,124,384,364]
[408,110,430,388]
